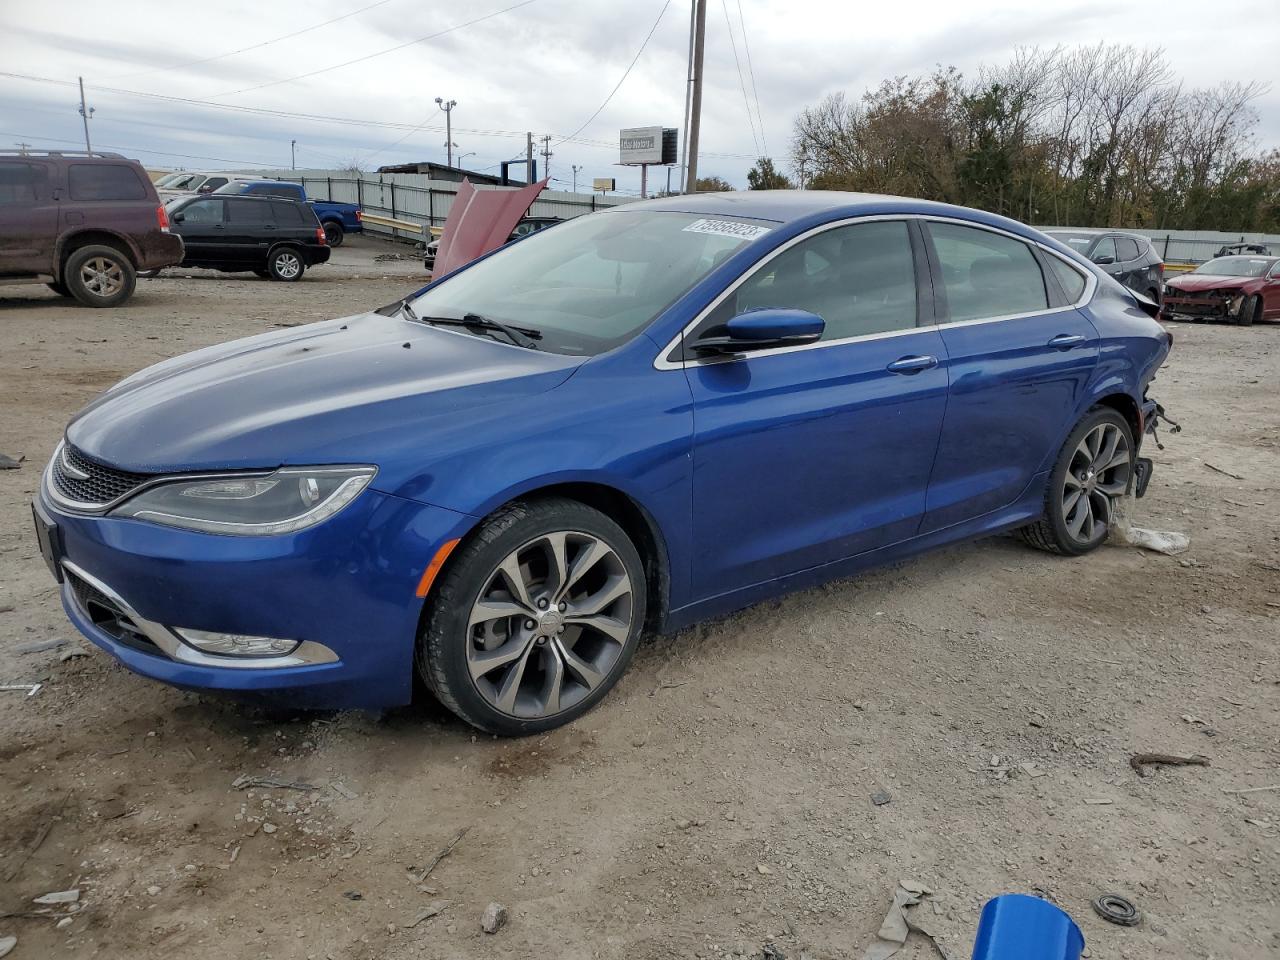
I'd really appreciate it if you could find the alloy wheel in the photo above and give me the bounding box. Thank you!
[80,257,125,298]
[465,531,634,719]
[274,252,302,279]
[1062,422,1131,544]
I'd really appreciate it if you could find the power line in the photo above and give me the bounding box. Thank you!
[735,0,767,156]
[207,0,542,99]
[553,0,673,146]
[103,0,395,82]
[0,130,280,167]
[720,0,760,157]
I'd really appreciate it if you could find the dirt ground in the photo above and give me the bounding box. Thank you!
[1,235,1277,960]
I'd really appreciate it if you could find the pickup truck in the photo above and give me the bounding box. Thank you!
[212,180,362,247]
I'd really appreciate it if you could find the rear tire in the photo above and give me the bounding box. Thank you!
[322,222,344,247]
[64,244,136,308]
[267,247,305,282]
[416,498,647,736]
[1017,406,1134,556]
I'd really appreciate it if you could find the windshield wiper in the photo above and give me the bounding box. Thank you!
[418,312,542,350]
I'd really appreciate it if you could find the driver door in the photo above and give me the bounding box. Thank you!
[680,219,949,600]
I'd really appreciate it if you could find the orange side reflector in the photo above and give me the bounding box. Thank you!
[415,538,460,598]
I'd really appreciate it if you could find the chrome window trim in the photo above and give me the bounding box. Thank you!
[653,213,1098,370]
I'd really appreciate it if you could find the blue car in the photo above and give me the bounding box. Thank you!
[33,191,1172,735]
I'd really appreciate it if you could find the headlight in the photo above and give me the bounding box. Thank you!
[112,466,376,535]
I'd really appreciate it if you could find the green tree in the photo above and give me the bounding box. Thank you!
[746,157,794,190]
[695,175,734,192]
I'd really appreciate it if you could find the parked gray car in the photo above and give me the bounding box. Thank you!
[1044,229,1164,304]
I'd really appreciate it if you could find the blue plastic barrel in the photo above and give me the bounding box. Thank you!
[972,894,1085,960]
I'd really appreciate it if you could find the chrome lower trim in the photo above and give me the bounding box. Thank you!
[62,561,339,670]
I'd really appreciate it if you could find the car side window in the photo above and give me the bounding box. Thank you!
[271,201,306,224]
[179,199,224,224]
[928,222,1048,322]
[1045,255,1087,303]
[1090,237,1118,263]
[226,198,271,224]
[203,177,228,191]
[707,220,918,341]
[0,162,43,204]
[67,163,148,201]
[1115,237,1140,262]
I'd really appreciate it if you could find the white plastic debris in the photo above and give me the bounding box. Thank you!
[1119,526,1191,555]
[0,935,16,958]
[32,889,79,905]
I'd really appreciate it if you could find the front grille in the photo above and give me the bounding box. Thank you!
[66,570,162,655]
[51,443,152,508]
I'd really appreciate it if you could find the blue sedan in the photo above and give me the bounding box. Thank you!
[33,191,1172,734]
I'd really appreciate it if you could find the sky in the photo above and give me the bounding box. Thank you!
[1,0,1278,196]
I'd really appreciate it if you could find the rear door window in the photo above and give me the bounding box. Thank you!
[0,162,44,203]
[1115,237,1141,262]
[68,164,147,201]
[927,222,1048,322]
[226,198,272,225]
[1090,236,1118,263]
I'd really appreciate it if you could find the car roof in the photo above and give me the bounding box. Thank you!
[613,190,1058,241]
[1043,228,1148,240]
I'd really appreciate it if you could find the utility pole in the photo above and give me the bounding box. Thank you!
[435,97,457,167]
[571,164,582,193]
[77,76,94,152]
[526,131,534,183]
[679,0,696,192]
[290,139,297,170]
[539,134,553,181]
[684,0,706,193]
[15,142,31,156]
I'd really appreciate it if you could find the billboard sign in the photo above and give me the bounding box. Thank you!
[620,126,665,165]
[593,178,617,192]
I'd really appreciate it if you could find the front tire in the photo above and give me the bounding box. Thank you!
[1238,295,1260,326]
[64,245,136,308]
[322,222,344,247]
[417,498,647,736]
[1018,407,1134,556]
[267,247,305,282]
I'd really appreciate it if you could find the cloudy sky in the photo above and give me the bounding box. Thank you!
[2,0,1278,194]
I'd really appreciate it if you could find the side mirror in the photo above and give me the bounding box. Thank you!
[1092,254,1115,265]
[692,308,824,356]
[172,212,185,223]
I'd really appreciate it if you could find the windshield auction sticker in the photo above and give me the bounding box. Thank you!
[682,219,772,241]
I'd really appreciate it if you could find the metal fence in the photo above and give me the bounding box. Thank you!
[252,171,634,243]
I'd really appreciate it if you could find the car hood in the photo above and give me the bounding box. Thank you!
[66,310,584,475]
[1166,274,1261,292]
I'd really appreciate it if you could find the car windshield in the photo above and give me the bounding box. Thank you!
[1045,231,1098,251]
[154,173,184,187]
[163,173,200,190]
[1193,256,1275,278]
[408,210,773,355]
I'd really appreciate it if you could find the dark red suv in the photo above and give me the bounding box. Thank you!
[0,151,184,307]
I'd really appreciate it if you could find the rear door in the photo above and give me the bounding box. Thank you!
[0,159,57,275]
[919,219,1099,533]
[1112,236,1144,293]
[223,198,274,265]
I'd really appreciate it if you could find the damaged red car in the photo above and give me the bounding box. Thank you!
[1163,255,1280,325]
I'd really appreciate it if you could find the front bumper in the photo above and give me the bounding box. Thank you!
[1162,292,1245,320]
[35,486,472,709]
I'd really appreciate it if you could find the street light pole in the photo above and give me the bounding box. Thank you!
[435,97,457,168]
[572,164,582,193]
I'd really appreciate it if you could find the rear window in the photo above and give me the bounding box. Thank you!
[270,200,307,224]
[68,163,148,201]
[1116,237,1141,262]
[0,162,44,203]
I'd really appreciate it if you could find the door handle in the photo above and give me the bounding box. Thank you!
[886,355,938,374]
[1048,334,1085,349]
